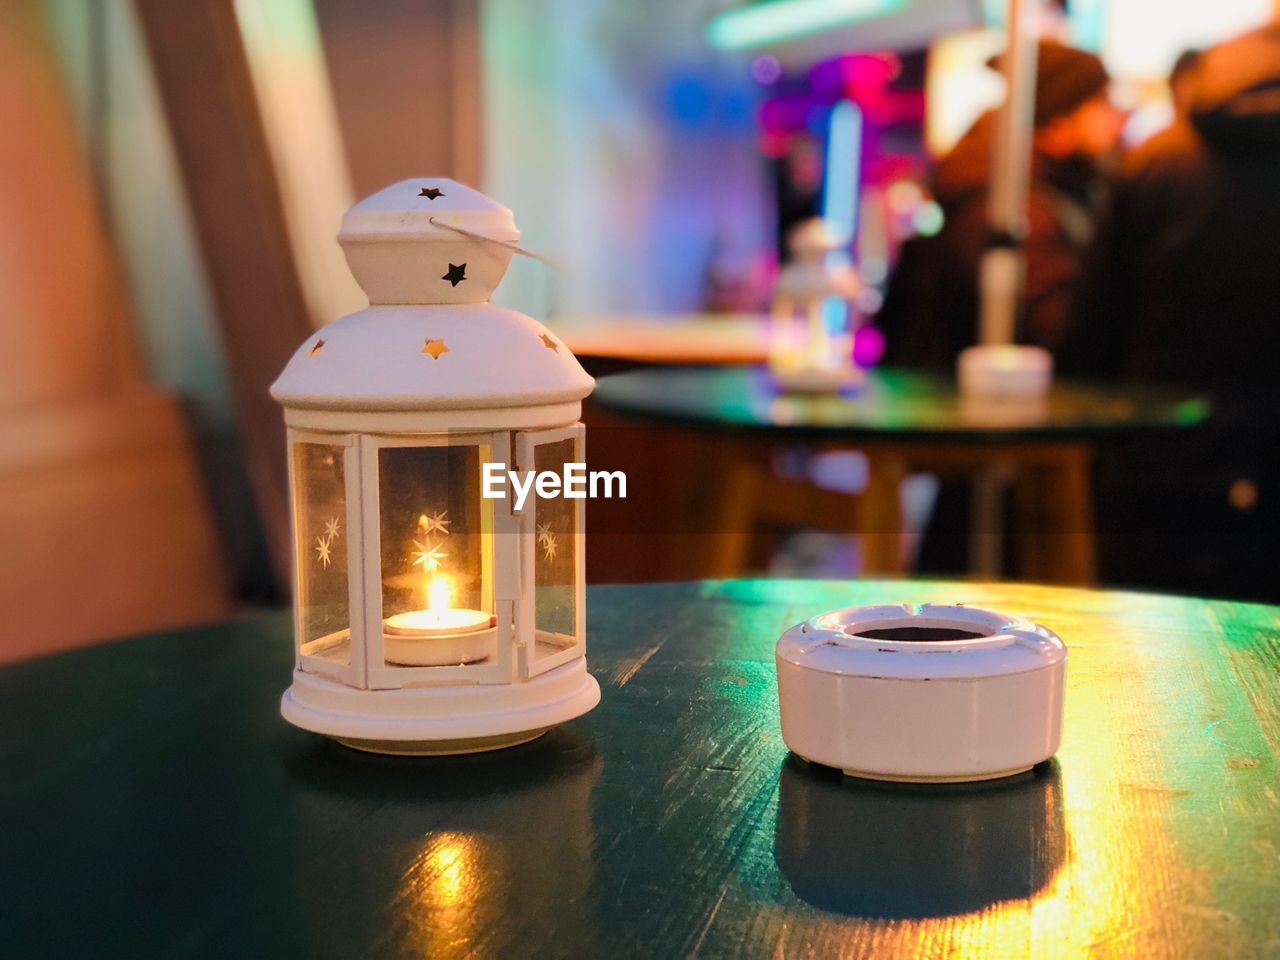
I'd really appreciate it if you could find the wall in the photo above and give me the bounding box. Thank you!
[481,0,774,320]
[42,0,269,594]
[42,0,232,430]
[315,0,482,194]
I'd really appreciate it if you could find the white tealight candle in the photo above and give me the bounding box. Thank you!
[385,607,491,638]
[383,572,495,665]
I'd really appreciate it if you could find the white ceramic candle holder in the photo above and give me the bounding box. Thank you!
[957,344,1053,399]
[776,603,1066,783]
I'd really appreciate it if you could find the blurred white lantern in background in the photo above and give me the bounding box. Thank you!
[769,218,864,394]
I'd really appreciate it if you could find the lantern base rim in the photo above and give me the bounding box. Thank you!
[335,728,548,756]
[280,658,600,752]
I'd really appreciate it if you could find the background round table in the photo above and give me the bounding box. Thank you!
[589,365,1209,442]
[2,580,1277,958]
[588,366,1211,580]
[555,314,770,372]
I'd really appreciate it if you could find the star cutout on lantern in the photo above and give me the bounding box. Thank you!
[539,333,559,351]
[442,263,467,287]
[418,186,444,200]
[422,338,450,359]
[324,517,340,539]
[542,533,559,562]
[315,535,333,568]
[411,540,448,572]
[309,339,326,356]
[418,510,451,535]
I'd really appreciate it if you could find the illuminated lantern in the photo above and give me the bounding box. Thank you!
[768,218,864,394]
[271,179,599,755]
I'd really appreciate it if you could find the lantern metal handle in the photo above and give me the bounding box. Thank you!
[429,216,558,268]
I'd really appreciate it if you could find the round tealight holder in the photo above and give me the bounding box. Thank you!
[957,344,1053,399]
[776,603,1066,783]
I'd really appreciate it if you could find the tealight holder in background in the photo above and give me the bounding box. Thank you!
[957,343,1053,400]
[776,603,1066,782]
[768,218,864,394]
[271,179,600,755]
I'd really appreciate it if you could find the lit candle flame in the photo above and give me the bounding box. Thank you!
[427,572,454,621]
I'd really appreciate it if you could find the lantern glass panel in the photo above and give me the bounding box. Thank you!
[768,296,804,372]
[293,441,351,667]
[532,436,580,664]
[377,443,497,669]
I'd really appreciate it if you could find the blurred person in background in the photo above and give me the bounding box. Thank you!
[1066,23,1280,385]
[1062,22,1280,600]
[880,41,1125,372]
[878,41,1125,577]
[1169,48,1204,118]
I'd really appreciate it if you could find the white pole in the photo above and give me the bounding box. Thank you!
[971,0,1042,577]
[978,0,1040,346]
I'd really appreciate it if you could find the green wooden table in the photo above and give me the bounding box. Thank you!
[2,581,1278,958]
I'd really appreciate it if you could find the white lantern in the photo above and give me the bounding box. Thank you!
[768,218,864,394]
[271,179,599,755]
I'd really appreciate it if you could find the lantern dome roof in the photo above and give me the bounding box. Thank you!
[340,178,519,245]
[271,302,593,412]
[775,261,862,300]
[338,178,523,306]
[273,178,592,415]
[776,217,861,300]
[786,218,843,258]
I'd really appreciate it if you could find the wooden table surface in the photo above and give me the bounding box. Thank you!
[3,580,1278,958]
[556,314,770,365]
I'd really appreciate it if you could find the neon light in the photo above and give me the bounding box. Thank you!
[821,99,861,338]
[822,99,861,250]
[707,0,905,51]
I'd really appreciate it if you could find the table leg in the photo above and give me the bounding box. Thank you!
[969,467,1008,579]
[1014,465,1049,582]
[857,452,906,575]
[1049,446,1097,584]
[1011,446,1097,585]
[703,440,766,578]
